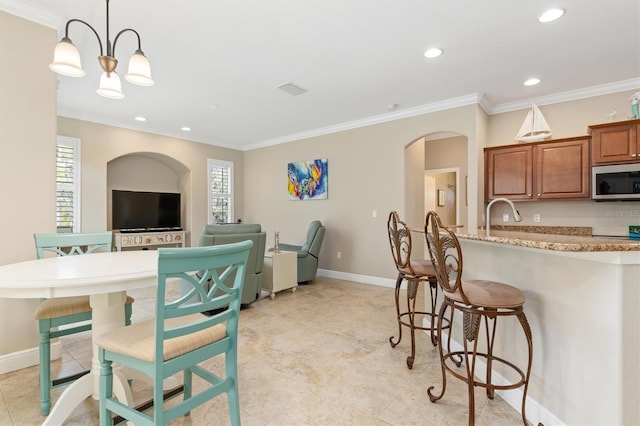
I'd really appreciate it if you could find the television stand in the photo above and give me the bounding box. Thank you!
[113,230,186,251]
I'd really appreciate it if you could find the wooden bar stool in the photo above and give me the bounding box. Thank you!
[424,211,534,425]
[387,211,449,369]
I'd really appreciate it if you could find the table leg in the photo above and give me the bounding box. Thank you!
[41,374,92,426]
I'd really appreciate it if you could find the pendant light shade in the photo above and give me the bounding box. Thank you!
[124,50,155,86]
[49,0,153,99]
[97,71,125,99]
[49,37,86,77]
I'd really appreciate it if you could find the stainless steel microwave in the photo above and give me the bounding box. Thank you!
[592,163,640,200]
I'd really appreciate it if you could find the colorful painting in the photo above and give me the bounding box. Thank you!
[288,158,328,200]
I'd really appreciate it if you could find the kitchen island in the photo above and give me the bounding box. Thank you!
[449,227,639,426]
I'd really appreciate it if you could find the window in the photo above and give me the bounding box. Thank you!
[207,159,234,224]
[56,136,81,233]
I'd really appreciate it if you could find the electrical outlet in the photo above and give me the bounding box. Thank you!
[337,251,342,259]
[502,213,509,222]
[533,214,541,223]
[372,210,377,218]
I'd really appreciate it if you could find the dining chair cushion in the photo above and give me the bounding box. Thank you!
[33,295,135,320]
[96,313,226,362]
[445,279,525,309]
[399,259,436,277]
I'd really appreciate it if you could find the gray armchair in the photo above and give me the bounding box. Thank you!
[278,220,326,283]
[198,223,266,304]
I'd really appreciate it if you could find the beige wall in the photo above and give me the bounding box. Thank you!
[405,136,426,230]
[487,92,638,145]
[57,117,245,247]
[0,12,57,355]
[245,91,640,281]
[244,104,480,281]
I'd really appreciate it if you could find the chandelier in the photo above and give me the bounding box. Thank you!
[49,0,154,99]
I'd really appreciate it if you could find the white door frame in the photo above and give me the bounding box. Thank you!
[424,167,461,227]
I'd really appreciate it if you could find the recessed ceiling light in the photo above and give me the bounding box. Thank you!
[538,8,565,23]
[387,103,400,111]
[524,78,541,86]
[134,116,146,122]
[424,48,443,58]
[181,126,191,132]
[209,104,220,109]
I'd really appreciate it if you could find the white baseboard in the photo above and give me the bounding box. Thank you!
[317,268,396,288]
[0,340,61,375]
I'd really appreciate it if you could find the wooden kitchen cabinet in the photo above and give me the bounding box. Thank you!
[589,119,640,165]
[485,136,590,201]
[535,137,590,199]
[485,144,533,200]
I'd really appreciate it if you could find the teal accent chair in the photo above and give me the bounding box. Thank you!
[278,220,326,283]
[96,240,252,426]
[33,232,134,416]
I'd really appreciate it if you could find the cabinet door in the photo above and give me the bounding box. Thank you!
[591,123,639,164]
[536,138,590,199]
[485,145,533,201]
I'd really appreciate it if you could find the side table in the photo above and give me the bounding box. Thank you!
[263,251,297,299]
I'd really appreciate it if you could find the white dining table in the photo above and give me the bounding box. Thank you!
[0,249,159,425]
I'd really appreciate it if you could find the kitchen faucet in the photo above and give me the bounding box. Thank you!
[486,197,522,235]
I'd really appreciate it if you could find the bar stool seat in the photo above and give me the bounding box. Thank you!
[424,211,534,425]
[447,279,525,308]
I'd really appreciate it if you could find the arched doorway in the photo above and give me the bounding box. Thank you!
[404,133,468,231]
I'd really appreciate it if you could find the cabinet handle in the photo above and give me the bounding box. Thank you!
[632,153,637,157]
[537,193,541,197]
[528,193,532,197]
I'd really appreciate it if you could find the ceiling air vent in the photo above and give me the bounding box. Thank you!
[277,82,308,96]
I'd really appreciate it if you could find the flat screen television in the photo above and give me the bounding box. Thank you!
[112,190,182,232]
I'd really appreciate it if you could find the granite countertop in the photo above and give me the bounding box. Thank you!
[454,225,640,252]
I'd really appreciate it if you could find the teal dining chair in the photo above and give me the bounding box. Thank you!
[96,240,252,426]
[33,231,134,416]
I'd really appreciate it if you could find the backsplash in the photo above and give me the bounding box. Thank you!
[487,200,640,237]
[489,225,592,237]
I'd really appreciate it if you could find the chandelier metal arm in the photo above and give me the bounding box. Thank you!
[63,18,105,57]
[112,28,144,59]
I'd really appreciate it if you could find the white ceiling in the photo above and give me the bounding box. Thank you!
[3,0,639,150]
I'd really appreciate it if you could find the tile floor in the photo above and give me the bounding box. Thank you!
[0,277,526,425]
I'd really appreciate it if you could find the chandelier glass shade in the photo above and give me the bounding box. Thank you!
[49,0,154,99]
[97,71,124,99]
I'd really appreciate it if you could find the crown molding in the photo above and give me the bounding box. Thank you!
[0,0,61,29]
[57,109,241,151]
[244,94,483,151]
[489,78,640,114]
[246,79,640,150]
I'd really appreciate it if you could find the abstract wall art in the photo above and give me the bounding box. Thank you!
[287,158,328,200]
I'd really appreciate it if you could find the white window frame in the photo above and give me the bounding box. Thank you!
[56,136,81,233]
[207,158,234,224]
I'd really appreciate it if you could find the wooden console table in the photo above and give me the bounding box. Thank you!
[113,230,185,251]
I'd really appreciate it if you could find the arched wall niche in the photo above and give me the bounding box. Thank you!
[106,152,191,232]
[404,131,469,233]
